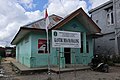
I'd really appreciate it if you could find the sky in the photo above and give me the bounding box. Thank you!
[0,0,110,47]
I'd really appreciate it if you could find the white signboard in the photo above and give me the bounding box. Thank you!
[52,30,81,48]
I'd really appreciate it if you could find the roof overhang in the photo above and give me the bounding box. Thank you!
[11,27,45,45]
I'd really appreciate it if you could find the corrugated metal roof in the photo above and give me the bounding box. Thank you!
[23,14,63,29]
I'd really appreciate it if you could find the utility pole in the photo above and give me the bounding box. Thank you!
[113,0,119,55]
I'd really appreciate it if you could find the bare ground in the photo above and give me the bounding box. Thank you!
[1,58,120,80]
[14,67,120,80]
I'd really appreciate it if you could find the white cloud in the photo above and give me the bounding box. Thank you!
[47,0,88,17]
[17,0,36,9]
[0,0,43,46]
[89,0,110,9]
[25,10,43,22]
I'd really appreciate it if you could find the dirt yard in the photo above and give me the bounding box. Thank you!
[14,67,120,80]
[0,58,120,80]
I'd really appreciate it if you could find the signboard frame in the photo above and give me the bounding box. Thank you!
[52,30,81,48]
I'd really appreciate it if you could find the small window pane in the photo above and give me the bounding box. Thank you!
[111,12,114,24]
[80,41,83,53]
[107,12,114,25]
[107,13,110,25]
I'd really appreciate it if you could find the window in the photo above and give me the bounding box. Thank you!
[118,3,120,8]
[107,12,114,25]
[80,33,83,53]
[80,33,89,53]
[38,39,50,54]
[80,41,89,53]
[106,6,114,25]
[80,41,83,53]
[86,41,89,53]
[109,38,115,41]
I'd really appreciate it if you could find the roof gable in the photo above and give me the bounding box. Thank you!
[57,18,88,32]
[51,8,101,34]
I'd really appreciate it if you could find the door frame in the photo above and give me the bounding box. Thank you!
[64,48,71,64]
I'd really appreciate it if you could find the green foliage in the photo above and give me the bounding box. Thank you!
[112,55,120,63]
[107,61,115,66]
[0,49,5,57]
[95,54,120,66]
[47,77,52,80]
[94,54,116,66]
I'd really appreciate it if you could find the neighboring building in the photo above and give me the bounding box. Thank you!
[5,47,16,57]
[89,0,120,55]
[11,8,101,68]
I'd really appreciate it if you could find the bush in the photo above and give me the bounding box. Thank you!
[94,54,117,66]
[107,61,115,66]
[112,55,120,63]
[0,50,5,57]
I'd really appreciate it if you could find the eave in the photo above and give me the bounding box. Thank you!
[11,27,45,45]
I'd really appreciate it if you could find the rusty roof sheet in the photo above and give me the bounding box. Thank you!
[24,14,63,29]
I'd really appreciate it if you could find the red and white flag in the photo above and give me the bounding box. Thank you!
[45,9,49,32]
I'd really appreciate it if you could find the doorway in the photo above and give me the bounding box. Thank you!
[64,48,71,64]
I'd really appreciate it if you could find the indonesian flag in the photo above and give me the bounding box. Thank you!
[45,9,49,32]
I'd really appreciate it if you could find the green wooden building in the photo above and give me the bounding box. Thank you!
[11,8,101,68]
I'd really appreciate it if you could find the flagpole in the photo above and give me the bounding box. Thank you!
[45,9,51,79]
[46,29,51,77]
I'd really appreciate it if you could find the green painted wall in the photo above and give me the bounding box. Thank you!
[30,31,61,68]
[16,34,31,67]
[30,32,48,68]
[57,18,93,65]
[16,17,94,68]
